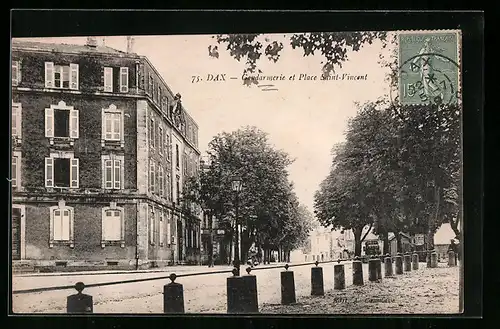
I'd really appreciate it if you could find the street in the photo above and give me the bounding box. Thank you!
[12,261,459,314]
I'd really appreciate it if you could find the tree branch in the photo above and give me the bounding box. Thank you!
[361,222,373,242]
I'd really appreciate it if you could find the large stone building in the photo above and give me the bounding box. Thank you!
[10,37,202,271]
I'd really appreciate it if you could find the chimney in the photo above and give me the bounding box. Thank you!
[86,37,98,48]
[126,36,135,53]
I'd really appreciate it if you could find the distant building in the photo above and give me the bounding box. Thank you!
[11,37,202,270]
[434,223,458,261]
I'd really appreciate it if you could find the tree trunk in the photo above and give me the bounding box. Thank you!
[396,232,402,253]
[427,184,440,250]
[207,215,214,266]
[353,227,362,257]
[382,231,390,254]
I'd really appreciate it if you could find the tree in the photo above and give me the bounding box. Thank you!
[210,32,388,86]
[314,142,375,257]
[182,126,312,264]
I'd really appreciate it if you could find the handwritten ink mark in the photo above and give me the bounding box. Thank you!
[258,84,275,88]
[262,88,279,92]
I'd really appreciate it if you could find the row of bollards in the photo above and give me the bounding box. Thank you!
[65,249,458,313]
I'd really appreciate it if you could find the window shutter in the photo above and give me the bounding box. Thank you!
[159,213,164,245]
[45,157,54,187]
[45,62,54,88]
[70,109,79,138]
[12,61,19,86]
[114,160,121,189]
[11,105,18,136]
[120,67,129,93]
[12,156,17,187]
[70,158,79,188]
[45,108,54,137]
[113,114,121,140]
[70,63,79,90]
[53,210,62,240]
[104,159,113,189]
[61,210,70,240]
[104,67,113,92]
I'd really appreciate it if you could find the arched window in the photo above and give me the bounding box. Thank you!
[49,200,74,248]
[101,202,125,247]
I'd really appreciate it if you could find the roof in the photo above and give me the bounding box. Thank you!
[11,40,131,56]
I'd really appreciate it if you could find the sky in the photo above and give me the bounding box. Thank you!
[16,34,392,214]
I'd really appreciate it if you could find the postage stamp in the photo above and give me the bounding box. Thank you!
[398,31,461,105]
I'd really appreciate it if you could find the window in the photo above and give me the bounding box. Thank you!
[159,210,165,246]
[102,154,124,189]
[149,161,155,194]
[175,144,179,168]
[12,60,20,86]
[149,117,155,149]
[45,62,79,90]
[45,101,79,139]
[45,153,79,188]
[157,85,161,104]
[165,171,171,201]
[158,164,164,196]
[104,67,113,92]
[183,153,187,176]
[12,102,22,140]
[101,204,125,247]
[158,126,164,155]
[176,176,180,202]
[49,201,74,247]
[149,206,155,245]
[166,135,171,161]
[148,73,153,95]
[120,67,129,93]
[12,152,21,188]
[102,104,124,143]
[166,211,171,245]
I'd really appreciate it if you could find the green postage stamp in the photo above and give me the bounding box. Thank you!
[398,30,461,105]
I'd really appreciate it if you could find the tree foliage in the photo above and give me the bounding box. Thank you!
[314,100,461,255]
[183,126,314,261]
[211,32,388,86]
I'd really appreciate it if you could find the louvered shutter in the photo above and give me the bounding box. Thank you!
[45,62,54,88]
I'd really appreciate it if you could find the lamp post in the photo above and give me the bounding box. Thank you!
[231,176,242,276]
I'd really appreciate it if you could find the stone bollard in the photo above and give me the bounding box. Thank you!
[352,256,364,286]
[368,258,378,282]
[412,253,419,270]
[163,274,185,313]
[448,251,456,267]
[384,254,393,277]
[281,264,296,305]
[430,251,438,268]
[404,253,412,272]
[395,254,403,275]
[334,264,345,290]
[376,257,383,281]
[426,250,432,268]
[311,261,324,296]
[227,268,246,313]
[242,267,259,313]
[67,282,93,313]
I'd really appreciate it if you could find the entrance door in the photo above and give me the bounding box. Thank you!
[12,208,21,260]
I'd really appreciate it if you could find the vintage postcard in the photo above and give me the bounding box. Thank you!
[10,30,463,314]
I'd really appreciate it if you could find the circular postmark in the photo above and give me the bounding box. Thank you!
[390,52,461,106]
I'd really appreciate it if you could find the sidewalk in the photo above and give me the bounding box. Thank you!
[260,263,460,314]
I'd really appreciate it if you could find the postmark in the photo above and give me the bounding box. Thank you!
[397,31,461,105]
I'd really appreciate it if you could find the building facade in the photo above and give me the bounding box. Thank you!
[10,38,202,270]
